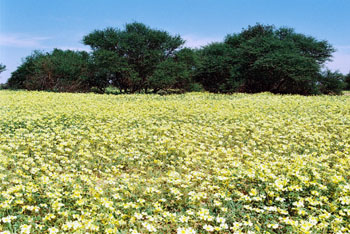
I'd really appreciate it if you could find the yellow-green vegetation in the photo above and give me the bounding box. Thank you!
[0,91,349,234]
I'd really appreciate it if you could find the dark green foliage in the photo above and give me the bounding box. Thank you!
[6,22,343,95]
[0,63,5,74]
[83,22,185,93]
[223,24,335,95]
[7,52,42,89]
[318,70,346,95]
[88,49,131,93]
[195,43,241,93]
[196,24,335,95]
[0,63,7,89]
[45,49,91,92]
[187,82,204,92]
[148,48,198,92]
[345,73,350,90]
[7,49,92,92]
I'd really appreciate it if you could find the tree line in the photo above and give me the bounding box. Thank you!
[2,22,350,95]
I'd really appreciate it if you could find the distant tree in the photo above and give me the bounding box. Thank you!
[0,63,5,74]
[7,52,43,89]
[6,22,340,95]
[46,49,92,92]
[83,22,185,93]
[223,24,335,95]
[345,73,350,90]
[196,24,335,95]
[148,48,198,92]
[317,70,345,95]
[7,49,92,92]
[89,48,138,93]
[195,43,241,93]
[0,63,7,89]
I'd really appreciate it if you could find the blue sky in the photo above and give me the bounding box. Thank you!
[1,0,350,83]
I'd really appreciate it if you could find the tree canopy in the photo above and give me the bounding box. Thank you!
[345,73,350,90]
[7,49,92,91]
[195,24,335,95]
[83,22,186,93]
[0,64,5,74]
[195,42,240,93]
[6,22,346,95]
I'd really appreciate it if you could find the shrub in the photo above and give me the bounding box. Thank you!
[196,24,335,95]
[7,49,93,92]
[195,43,241,93]
[345,73,350,90]
[83,22,185,93]
[318,70,346,95]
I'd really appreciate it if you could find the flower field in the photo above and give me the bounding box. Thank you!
[0,91,349,234]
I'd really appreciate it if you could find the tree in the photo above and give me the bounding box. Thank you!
[223,24,335,95]
[46,49,92,92]
[317,70,345,95]
[195,24,335,95]
[195,43,241,93]
[148,48,198,92]
[0,63,5,74]
[83,22,185,93]
[0,64,6,89]
[89,48,139,93]
[7,49,92,92]
[345,73,350,90]
[7,52,43,89]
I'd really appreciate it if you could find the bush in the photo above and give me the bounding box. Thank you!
[83,22,185,93]
[148,48,198,92]
[6,22,340,96]
[187,82,204,92]
[195,43,241,93]
[224,24,334,95]
[0,63,5,74]
[196,24,335,95]
[0,83,8,90]
[7,49,93,92]
[345,73,350,90]
[318,70,346,95]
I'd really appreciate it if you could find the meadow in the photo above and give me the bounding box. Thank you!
[0,91,349,234]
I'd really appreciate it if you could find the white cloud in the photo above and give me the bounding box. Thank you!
[182,34,221,48]
[0,34,51,48]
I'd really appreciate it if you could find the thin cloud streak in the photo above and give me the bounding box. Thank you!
[0,34,51,48]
